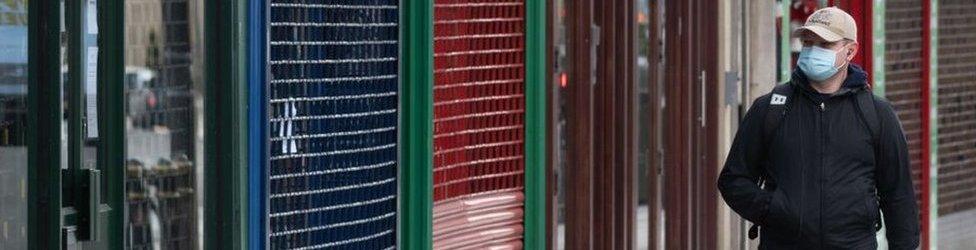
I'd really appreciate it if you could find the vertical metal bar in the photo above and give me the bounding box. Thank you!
[737,0,753,246]
[402,1,434,249]
[871,0,886,96]
[565,0,595,248]
[605,1,614,247]
[921,0,938,248]
[682,0,695,247]
[629,0,640,246]
[67,1,83,232]
[663,0,678,248]
[622,0,638,248]
[691,0,703,246]
[607,1,619,246]
[27,0,63,247]
[204,0,248,248]
[647,1,663,248]
[861,0,874,84]
[609,0,637,247]
[246,0,267,248]
[926,1,939,249]
[664,0,688,247]
[920,0,931,248]
[525,1,548,249]
[97,0,125,247]
[701,0,720,248]
[922,0,939,249]
[544,1,557,249]
[67,0,82,205]
[779,0,792,83]
[693,2,705,247]
[611,0,624,246]
[593,1,615,248]
[66,0,104,244]
[591,1,604,246]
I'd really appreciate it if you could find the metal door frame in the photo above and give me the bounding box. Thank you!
[204,0,249,248]
[246,0,267,248]
[27,0,64,246]
[28,0,125,248]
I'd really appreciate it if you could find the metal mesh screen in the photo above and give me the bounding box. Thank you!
[937,0,976,216]
[267,1,399,249]
[432,1,526,248]
[884,0,926,211]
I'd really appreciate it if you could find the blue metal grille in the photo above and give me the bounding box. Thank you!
[267,1,399,249]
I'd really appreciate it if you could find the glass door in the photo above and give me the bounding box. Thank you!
[25,0,125,248]
[123,0,205,248]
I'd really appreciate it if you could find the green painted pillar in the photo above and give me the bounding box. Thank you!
[927,0,940,249]
[524,0,547,249]
[401,1,434,249]
[780,0,792,84]
[872,0,886,96]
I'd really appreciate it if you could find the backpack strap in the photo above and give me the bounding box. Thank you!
[851,89,884,231]
[853,89,881,143]
[763,83,795,144]
[750,83,795,240]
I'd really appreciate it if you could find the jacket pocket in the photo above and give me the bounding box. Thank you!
[764,189,800,241]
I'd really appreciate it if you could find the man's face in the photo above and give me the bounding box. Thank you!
[798,31,858,68]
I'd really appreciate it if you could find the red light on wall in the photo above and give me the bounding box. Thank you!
[560,73,567,88]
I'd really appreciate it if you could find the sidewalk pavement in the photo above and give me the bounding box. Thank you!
[938,208,976,250]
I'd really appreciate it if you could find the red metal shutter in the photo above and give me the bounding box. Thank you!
[432,1,527,248]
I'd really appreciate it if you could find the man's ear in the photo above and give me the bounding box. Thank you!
[846,42,859,61]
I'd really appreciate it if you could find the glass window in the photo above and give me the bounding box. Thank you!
[0,0,28,248]
[124,0,203,248]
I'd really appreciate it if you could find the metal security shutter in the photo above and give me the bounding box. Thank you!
[432,0,526,248]
[266,1,399,249]
[937,0,976,216]
[884,0,926,210]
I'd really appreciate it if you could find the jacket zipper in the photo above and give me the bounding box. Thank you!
[819,101,825,248]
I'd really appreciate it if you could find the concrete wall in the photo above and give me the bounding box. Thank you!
[715,0,779,249]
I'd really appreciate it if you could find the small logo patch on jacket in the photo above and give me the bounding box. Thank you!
[771,94,787,105]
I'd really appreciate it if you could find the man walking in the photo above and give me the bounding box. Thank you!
[717,7,920,249]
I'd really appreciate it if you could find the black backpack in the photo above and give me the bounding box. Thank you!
[747,83,883,240]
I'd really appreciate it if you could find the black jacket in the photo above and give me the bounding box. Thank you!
[717,65,920,249]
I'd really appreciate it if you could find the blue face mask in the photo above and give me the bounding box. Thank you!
[798,46,847,81]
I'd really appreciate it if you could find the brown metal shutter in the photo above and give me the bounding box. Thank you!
[937,0,976,216]
[884,0,926,210]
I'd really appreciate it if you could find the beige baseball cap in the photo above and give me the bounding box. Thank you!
[793,7,857,42]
